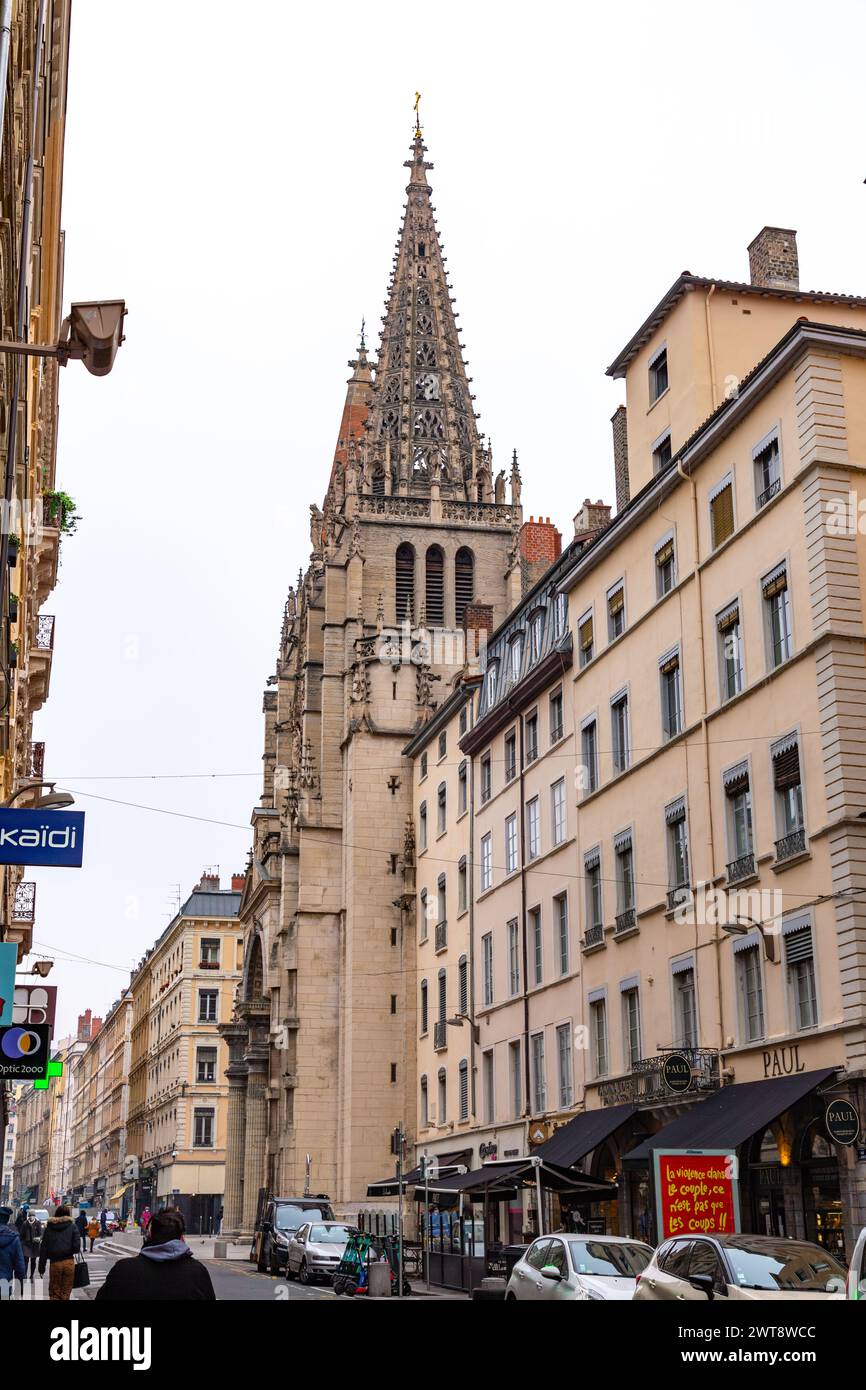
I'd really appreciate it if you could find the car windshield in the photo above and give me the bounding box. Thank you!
[309,1225,354,1243]
[568,1240,652,1277]
[274,1205,326,1230]
[724,1239,846,1292]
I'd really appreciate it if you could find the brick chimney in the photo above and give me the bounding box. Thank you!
[611,405,630,511]
[77,1008,92,1040]
[519,517,562,594]
[574,499,612,543]
[231,873,246,892]
[196,871,220,893]
[464,602,494,663]
[748,227,799,290]
[90,1017,103,1038]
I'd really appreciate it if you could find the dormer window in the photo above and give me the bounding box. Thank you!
[483,661,499,707]
[528,611,545,663]
[508,635,523,683]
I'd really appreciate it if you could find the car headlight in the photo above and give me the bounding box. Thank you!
[573,1284,603,1301]
[274,1232,290,1247]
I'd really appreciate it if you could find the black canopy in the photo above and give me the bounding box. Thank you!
[623,1067,839,1167]
[532,1103,638,1169]
[413,1157,617,1202]
[366,1150,471,1198]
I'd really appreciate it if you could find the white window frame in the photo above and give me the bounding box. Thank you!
[708,471,736,550]
[526,796,540,861]
[551,778,566,846]
[648,341,669,404]
[752,423,783,510]
[505,813,518,874]
[654,530,677,597]
[480,832,492,893]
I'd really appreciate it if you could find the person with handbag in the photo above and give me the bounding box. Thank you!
[0,1206,25,1298]
[37,1205,81,1301]
[18,1210,43,1283]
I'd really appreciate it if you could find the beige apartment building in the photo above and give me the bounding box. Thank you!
[68,996,132,1211]
[125,873,243,1232]
[406,227,866,1263]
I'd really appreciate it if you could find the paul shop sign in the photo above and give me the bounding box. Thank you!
[0,809,85,867]
[653,1149,740,1240]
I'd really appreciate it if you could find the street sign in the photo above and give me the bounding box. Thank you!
[0,942,17,1026]
[12,984,57,1029]
[0,1023,51,1080]
[826,1099,860,1146]
[0,808,85,867]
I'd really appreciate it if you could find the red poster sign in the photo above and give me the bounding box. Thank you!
[654,1150,739,1239]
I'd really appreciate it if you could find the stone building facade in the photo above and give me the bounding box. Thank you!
[221,125,538,1228]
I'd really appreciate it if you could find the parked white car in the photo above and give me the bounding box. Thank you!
[505,1233,653,1301]
[634,1233,846,1301]
[846,1227,866,1299]
[285,1221,358,1285]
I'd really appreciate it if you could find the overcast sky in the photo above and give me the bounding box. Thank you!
[34,0,866,1036]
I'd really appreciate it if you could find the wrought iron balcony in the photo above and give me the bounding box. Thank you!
[435,920,447,952]
[433,1020,448,1051]
[13,881,36,923]
[757,477,781,509]
[775,827,806,862]
[35,614,55,650]
[666,884,692,912]
[28,741,45,779]
[598,1048,721,1108]
[727,851,756,884]
[582,923,605,951]
[614,907,637,937]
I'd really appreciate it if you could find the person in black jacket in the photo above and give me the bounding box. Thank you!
[96,1208,215,1301]
[38,1206,81,1301]
[75,1210,88,1241]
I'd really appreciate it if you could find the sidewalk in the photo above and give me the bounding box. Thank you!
[98,1230,241,1260]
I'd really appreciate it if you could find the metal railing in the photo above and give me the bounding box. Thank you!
[433,1020,448,1051]
[435,920,447,952]
[614,907,636,935]
[35,614,55,650]
[727,852,756,884]
[28,741,44,778]
[757,477,781,509]
[666,884,692,911]
[13,881,36,923]
[582,923,605,950]
[775,828,806,862]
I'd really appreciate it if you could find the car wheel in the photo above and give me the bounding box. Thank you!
[298,1258,311,1285]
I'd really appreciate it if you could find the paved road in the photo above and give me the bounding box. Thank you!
[74,1244,338,1301]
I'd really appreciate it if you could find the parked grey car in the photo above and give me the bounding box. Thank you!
[285,1221,359,1284]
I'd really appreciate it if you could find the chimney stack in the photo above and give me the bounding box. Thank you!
[77,1008,92,1040]
[90,1017,103,1038]
[748,227,799,290]
[196,870,220,893]
[519,517,562,595]
[611,405,630,512]
[463,603,494,664]
[574,499,612,543]
[231,873,246,892]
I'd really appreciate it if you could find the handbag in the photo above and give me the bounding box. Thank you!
[73,1254,90,1289]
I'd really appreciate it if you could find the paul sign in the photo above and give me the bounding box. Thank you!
[662,1053,692,1094]
[826,1099,860,1147]
[0,809,85,867]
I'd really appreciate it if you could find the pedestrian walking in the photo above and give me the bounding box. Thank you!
[75,1209,88,1242]
[0,1206,25,1299]
[18,1209,43,1283]
[38,1205,81,1301]
[96,1208,215,1301]
[99,1209,108,1237]
[86,1216,99,1252]
[139,1206,151,1239]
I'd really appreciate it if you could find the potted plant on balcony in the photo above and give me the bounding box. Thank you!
[8,591,18,624]
[43,489,81,535]
[7,534,19,567]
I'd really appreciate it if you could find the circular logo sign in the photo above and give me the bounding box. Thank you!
[826,1099,860,1146]
[662,1053,693,1094]
[1,1027,43,1058]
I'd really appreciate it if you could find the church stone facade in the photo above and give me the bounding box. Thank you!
[221,128,537,1225]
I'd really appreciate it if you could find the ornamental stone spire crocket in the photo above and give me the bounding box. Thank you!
[364,126,489,498]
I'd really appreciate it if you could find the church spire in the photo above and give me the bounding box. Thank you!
[365,118,489,499]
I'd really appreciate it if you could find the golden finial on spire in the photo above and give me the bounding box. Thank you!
[413,91,422,139]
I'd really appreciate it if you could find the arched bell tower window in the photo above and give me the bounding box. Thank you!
[372,468,385,498]
[426,545,445,625]
[396,543,415,624]
[455,547,474,627]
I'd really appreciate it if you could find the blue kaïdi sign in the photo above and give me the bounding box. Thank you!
[0,809,85,867]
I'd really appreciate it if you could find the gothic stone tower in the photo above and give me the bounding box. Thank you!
[222,127,524,1226]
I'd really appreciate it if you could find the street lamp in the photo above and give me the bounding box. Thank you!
[3,782,75,810]
[0,300,127,377]
[721,914,778,964]
[446,1014,480,1045]
[18,960,53,977]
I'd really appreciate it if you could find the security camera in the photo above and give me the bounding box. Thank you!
[61,300,127,376]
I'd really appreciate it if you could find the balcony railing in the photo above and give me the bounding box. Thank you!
[433,1020,448,1051]
[666,884,692,912]
[435,920,447,952]
[598,1048,721,1108]
[582,923,605,951]
[757,477,781,509]
[28,741,45,779]
[13,881,36,923]
[614,907,636,936]
[35,614,55,651]
[727,852,756,884]
[775,827,806,862]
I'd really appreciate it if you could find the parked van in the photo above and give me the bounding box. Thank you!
[253,1194,335,1274]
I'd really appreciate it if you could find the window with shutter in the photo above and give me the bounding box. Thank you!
[710,480,735,548]
[578,612,594,667]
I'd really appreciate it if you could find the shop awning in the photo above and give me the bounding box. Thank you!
[413,1158,617,1202]
[532,1103,639,1169]
[623,1067,839,1167]
[366,1150,472,1198]
[109,1183,131,1202]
